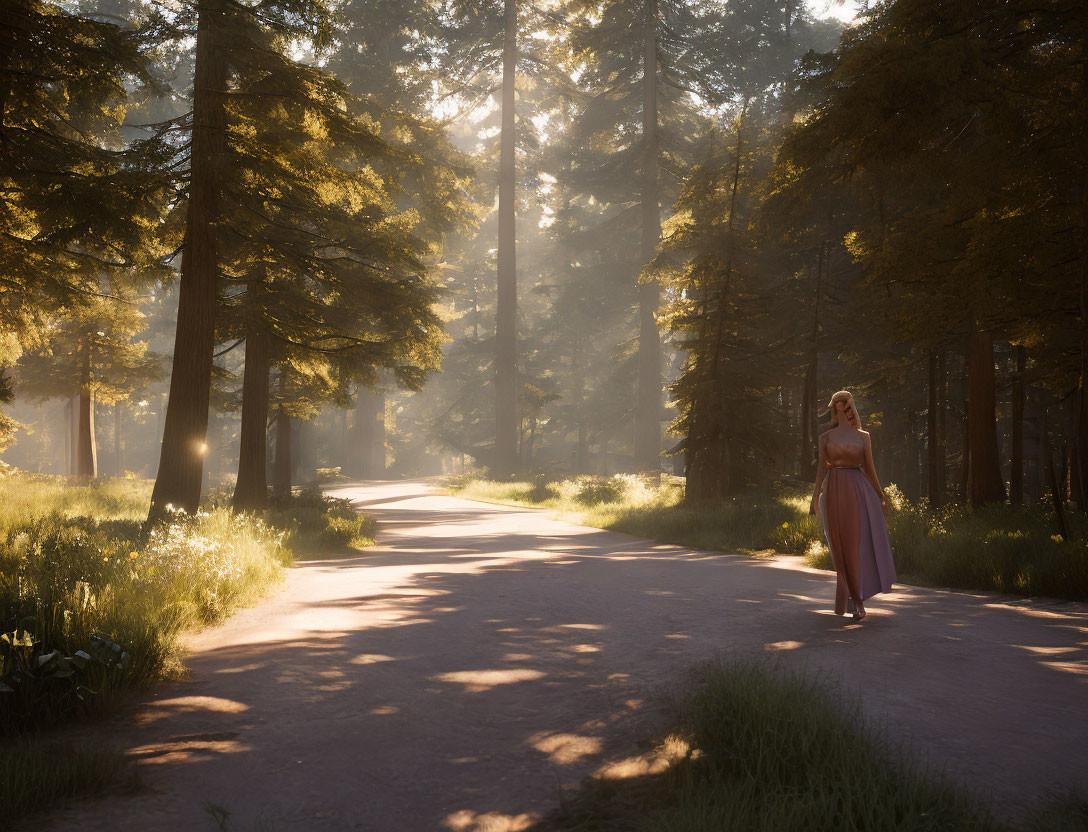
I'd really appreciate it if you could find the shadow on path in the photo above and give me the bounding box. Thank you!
[35,479,1088,832]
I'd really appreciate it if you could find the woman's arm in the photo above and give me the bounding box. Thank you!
[810,435,828,514]
[862,433,889,509]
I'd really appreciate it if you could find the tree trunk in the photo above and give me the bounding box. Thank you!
[967,328,1005,506]
[67,397,77,475]
[801,247,823,480]
[273,408,292,497]
[958,350,969,502]
[148,0,227,521]
[937,349,947,505]
[232,327,271,511]
[634,0,662,474]
[1034,388,1047,503]
[77,394,96,479]
[493,0,518,479]
[76,336,96,479]
[574,336,589,474]
[355,385,385,478]
[114,401,123,477]
[1011,344,1025,505]
[1043,407,1068,539]
[684,382,726,503]
[927,351,941,505]
[1076,53,1088,511]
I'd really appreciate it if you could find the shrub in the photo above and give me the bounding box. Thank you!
[268,485,375,552]
[448,474,1085,600]
[0,478,294,734]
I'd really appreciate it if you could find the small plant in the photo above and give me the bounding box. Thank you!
[268,485,375,552]
[314,466,346,483]
[0,473,308,734]
[0,624,131,732]
[529,474,559,503]
[573,475,626,506]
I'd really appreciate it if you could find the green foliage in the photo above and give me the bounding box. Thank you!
[450,476,1086,600]
[806,501,1088,602]
[17,293,164,407]
[0,0,173,449]
[533,659,1000,831]
[0,739,130,824]
[267,486,376,553]
[204,0,474,427]
[0,472,375,734]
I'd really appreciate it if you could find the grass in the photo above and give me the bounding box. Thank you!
[1,474,377,735]
[443,474,1088,601]
[530,658,1084,832]
[0,739,135,823]
[268,485,377,553]
[445,473,823,557]
[0,471,377,824]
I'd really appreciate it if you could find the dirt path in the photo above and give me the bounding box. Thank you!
[37,479,1088,831]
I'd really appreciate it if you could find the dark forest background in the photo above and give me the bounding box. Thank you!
[2,0,1085,517]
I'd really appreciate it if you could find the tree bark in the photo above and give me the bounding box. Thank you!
[634,0,662,474]
[1011,344,1025,505]
[575,349,588,474]
[232,326,271,511]
[967,328,1005,506]
[114,401,123,477]
[493,0,518,478]
[76,335,96,479]
[76,392,96,478]
[272,407,292,498]
[927,351,941,505]
[355,385,385,478]
[1075,52,1088,511]
[937,349,947,505]
[67,397,77,476]
[1043,407,1068,539]
[801,246,823,480]
[958,350,969,502]
[148,0,227,520]
[686,109,747,502]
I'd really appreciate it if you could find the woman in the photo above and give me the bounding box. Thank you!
[808,390,896,621]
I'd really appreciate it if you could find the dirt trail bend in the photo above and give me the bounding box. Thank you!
[38,479,1088,831]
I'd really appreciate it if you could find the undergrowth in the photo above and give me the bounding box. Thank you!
[0,740,134,823]
[444,475,1086,600]
[0,473,374,736]
[530,658,1082,831]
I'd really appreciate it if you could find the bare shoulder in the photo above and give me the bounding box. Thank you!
[861,430,872,442]
[818,429,833,443]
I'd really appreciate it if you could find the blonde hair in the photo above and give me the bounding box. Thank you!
[827,390,863,429]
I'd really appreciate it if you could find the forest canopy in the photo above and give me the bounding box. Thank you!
[0,0,1084,519]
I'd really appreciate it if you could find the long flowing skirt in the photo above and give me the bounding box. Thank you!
[819,467,896,602]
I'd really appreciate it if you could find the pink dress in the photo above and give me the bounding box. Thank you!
[819,437,896,604]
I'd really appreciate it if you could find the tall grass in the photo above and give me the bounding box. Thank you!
[0,740,132,822]
[444,475,1087,600]
[0,473,374,736]
[446,474,823,556]
[0,472,376,824]
[1,502,291,734]
[531,659,1080,831]
[0,475,151,535]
